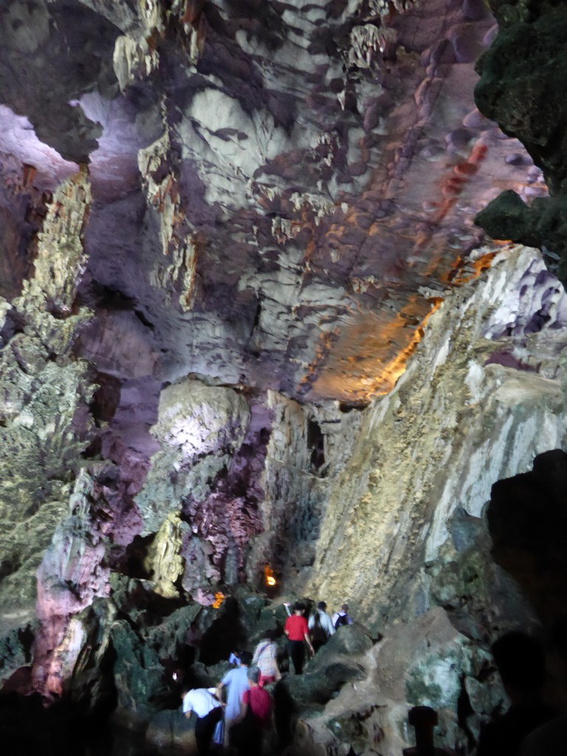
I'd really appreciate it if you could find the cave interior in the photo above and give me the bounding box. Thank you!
[2,0,567,754]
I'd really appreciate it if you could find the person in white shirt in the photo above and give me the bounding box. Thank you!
[182,687,223,755]
[308,601,335,652]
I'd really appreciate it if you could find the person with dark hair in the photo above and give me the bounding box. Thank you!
[182,686,223,755]
[284,601,314,674]
[477,631,556,756]
[230,665,273,756]
[217,649,253,743]
[309,601,335,652]
[521,616,567,755]
[252,630,281,687]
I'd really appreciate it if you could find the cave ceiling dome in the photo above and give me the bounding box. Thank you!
[0,0,547,405]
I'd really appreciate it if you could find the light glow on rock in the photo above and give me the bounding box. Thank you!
[264,564,277,587]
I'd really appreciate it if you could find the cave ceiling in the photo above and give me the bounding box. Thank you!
[0,0,548,406]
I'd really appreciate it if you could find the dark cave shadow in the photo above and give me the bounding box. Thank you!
[487,448,567,626]
[199,596,247,666]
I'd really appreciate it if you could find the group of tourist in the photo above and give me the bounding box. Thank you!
[182,650,271,756]
[283,600,352,673]
[181,599,353,754]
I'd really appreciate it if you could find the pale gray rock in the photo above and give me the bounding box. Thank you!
[146,709,194,752]
[136,379,250,534]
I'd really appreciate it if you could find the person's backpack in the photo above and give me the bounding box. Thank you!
[334,613,349,630]
[311,612,328,642]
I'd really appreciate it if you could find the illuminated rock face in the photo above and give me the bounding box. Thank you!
[0,0,567,754]
[0,0,549,408]
[307,245,567,630]
[0,171,94,613]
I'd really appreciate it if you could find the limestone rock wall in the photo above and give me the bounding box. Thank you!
[0,169,94,612]
[1,0,567,750]
[134,377,361,603]
[1,237,565,755]
[283,244,567,754]
[305,244,567,632]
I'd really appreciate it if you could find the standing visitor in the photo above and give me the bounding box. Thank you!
[308,601,335,652]
[284,601,314,674]
[217,649,253,742]
[230,666,273,756]
[477,631,555,756]
[252,629,281,686]
[521,617,567,756]
[332,603,353,629]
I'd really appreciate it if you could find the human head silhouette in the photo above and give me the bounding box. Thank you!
[491,631,546,699]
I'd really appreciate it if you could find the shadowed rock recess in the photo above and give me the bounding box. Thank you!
[1,0,567,754]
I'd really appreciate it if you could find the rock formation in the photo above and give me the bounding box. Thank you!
[475,0,567,283]
[1,0,567,754]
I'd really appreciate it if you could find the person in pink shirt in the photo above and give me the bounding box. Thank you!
[252,629,281,687]
[284,601,314,674]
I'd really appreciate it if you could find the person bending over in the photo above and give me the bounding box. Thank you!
[182,686,223,756]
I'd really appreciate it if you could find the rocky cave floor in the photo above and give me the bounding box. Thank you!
[0,590,380,756]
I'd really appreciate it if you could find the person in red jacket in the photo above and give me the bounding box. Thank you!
[284,601,314,674]
[230,666,273,756]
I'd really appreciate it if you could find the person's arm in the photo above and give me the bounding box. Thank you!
[182,692,193,719]
[269,644,282,680]
[303,619,314,655]
[232,692,250,725]
[216,681,225,703]
[304,630,315,655]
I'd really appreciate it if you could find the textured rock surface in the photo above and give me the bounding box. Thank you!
[0,0,548,406]
[0,170,94,610]
[1,1,567,755]
[488,448,567,626]
[305,245,567,633]
[292,608,499,756]
[475,1,567,282]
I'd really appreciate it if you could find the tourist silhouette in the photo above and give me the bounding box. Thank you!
[477,631,556,756]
